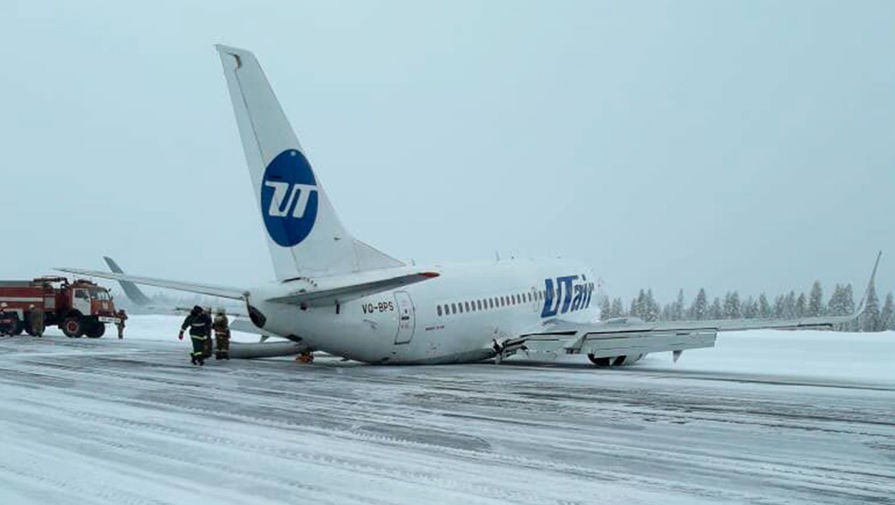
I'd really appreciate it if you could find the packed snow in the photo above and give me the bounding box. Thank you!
[0,316,893,504]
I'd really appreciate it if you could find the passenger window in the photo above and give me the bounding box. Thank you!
[465,301,470,312]
[476,300,481,310]
[437,305,442,316]
[453,303,459,313]
[489,298,494,309]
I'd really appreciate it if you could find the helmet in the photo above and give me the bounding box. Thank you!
[216,307,226,316]
[192,305,203,314]
[0,302,7,308]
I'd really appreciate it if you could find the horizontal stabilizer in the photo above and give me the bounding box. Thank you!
[56,268,247,300]
[267,270,439,306]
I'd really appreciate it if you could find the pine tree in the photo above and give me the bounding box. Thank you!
[673,289,685,320]
[808,281,823,317]
[743,296,757,318]
[709,297,722,319]
[881,293,895,331]
[644,289,660,322]
[827,284,845,316]
[758,293,771,319]
[599,296,611,320]
[861,280,880,332]
[690,288,708,320]
[773,294,785,318]
[795,293,807,318]
[723,291,741,319]
[843,284,857,331]
[610,298,624,318]
[783,291,797,319]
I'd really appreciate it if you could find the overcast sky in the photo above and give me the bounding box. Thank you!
[2,0,893,303]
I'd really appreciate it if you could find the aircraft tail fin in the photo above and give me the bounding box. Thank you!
[103,256,152,306]
[215,45,403,281]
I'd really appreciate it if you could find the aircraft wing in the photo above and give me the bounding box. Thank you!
[56,268,247,300]
[499,252,881,362]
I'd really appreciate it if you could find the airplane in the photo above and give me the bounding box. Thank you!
[60,45,879,367]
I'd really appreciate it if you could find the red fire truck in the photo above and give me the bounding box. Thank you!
[0,277,120,338]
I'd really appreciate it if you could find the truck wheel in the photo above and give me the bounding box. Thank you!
[62,317,84,338]
[85,322,105,338]
[11,318,24,336]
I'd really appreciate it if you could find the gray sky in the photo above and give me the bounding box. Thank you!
[2,0,893,304]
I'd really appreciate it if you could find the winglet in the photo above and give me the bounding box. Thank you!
[854,251,883,316]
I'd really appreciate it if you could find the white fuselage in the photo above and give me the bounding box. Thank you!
[250,258,598,364]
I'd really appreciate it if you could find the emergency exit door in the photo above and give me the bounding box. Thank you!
[394,291,415,344]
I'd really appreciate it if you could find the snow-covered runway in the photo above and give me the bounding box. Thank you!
[1,319,893,505]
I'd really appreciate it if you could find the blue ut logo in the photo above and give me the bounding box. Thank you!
[261,149,319,247]
[541,275,594,318]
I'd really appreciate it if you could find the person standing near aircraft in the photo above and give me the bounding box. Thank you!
[179,305,212,366]
[0,304,14,336]
[213,308,231,360]
[29,305,44,337]
[115,309,127,339]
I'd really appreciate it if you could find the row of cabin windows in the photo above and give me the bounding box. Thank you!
[437,289,548,317]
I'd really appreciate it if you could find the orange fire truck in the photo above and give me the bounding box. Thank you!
[0,277,120,337]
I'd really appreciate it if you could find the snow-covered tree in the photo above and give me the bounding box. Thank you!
[773,294,785,319]
[723,291,741,319]
[610,298,625,319]
[672,289,685,320]
[644,289,660,322]
[690,288,708,320]
[598,296,611,320]
[758,293,771,319]
[881,293,895,331]
[860,280,881,332]
[708,297,722,319]
[795,292,807,319]
[782,291,797,319]
[808,281,823,317]
[743,296,757,318]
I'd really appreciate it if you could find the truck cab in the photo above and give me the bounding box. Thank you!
[61,280,119,337]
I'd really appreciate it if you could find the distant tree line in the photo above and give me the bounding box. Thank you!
[598,280,895,332]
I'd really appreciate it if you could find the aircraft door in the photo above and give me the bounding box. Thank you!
[393,291,415,344]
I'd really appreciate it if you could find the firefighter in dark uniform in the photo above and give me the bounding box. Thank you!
[29,304,44,337]
[179,305,212,365]
[115,309,127,339]
[213,308,231,360]
[203,307,214,359]
[0,303,14,336]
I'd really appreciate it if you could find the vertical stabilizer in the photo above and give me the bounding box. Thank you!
[215,45,402,280]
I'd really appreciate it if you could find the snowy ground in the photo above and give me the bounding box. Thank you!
[0,316,893,505]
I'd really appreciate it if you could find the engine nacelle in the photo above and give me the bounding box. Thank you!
[587,353,645,367]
